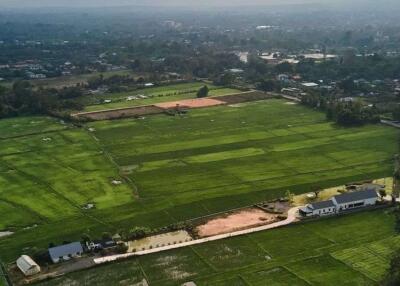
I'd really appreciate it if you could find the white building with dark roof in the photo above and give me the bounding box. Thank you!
[332,189,379,212]
[48,242,83,263]
[300,189,380,217]
[16,255,41,276]
[300,200,336,217]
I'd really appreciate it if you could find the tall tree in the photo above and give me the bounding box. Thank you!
[197,85,209,98]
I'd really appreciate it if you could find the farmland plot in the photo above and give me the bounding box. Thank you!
[1,98,399,268]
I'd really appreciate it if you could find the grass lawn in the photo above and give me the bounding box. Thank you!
[82,82,241,111]
[38,209,398,286]
[0,98,399,268]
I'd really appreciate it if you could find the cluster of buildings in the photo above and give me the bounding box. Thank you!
[16,237,119,277]
[259,50,338,66]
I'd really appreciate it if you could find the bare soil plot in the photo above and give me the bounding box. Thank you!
[216,90,273,104]
[196,208,280,238]
[154,98,226,109]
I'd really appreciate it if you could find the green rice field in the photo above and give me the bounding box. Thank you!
[0,97,399,273]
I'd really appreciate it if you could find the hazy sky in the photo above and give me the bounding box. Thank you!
[0,0,311,7]
[0,0,398,8]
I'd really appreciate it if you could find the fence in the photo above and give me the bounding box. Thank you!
[0,259,11,286]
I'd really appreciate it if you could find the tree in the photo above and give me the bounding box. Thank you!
[393,106,400,122]
[81,234,91,243]
[32,248,51,265]
[394,207,400,233]
[197,85,209,98]
[257,79,277,92]
[275,62,293,74]
[102,232,112,240]
[128,227,151,240]
[383,250,400,285]
[339,78,356,94]
[115,243,129,254]
[285,190,294,203]
[215,73,236,86]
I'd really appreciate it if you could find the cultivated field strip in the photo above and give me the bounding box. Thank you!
[332,236,400,281]
[38,210,396,286]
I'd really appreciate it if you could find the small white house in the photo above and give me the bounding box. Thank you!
[16,255,41,276]
[48,242,83,264]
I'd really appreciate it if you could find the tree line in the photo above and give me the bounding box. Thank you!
[300,92,380,126]
[0,81,83,119]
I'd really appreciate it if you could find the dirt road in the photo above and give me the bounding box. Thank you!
[94,207,301,264]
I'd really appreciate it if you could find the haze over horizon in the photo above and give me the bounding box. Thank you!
[0,0,399,8]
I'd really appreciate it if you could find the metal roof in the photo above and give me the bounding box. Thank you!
[49,242,83,259]
[334,189,379,204]
[17,255,40,273]
[310,200,335,210]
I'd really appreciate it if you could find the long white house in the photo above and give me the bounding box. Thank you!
[300,189,380,217]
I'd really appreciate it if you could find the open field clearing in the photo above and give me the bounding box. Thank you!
[38,210,398,286]
[82,82,241,111]
[0,98,399,266]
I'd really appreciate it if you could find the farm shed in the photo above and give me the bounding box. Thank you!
[48,242,83,263]
[16,255,41,276]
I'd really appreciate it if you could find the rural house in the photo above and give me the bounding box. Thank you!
[299,200,336,217]
[16,255,41,276]
[48,242,83,263]
[300,189,380,217]
[332,189,379,211]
